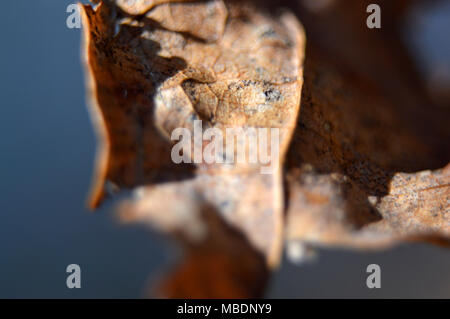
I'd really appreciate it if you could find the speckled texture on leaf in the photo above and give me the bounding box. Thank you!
[80,0,305,297]
[79,0,449,298]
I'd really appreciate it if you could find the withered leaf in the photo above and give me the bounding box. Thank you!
[284,0,450,256]
[80,0,305,297]
[79,0,449,297]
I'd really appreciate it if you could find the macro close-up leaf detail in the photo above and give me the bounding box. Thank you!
[78,0,449,298]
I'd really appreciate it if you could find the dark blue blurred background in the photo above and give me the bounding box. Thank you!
[0,0,448,298]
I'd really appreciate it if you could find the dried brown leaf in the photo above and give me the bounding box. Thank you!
[284,1,450,254]
[79,0,450,297]
[80,0,305,297]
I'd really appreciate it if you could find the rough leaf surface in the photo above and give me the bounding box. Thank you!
[80,0,305,297]
[79,0,449,297]
[284,0,450,254]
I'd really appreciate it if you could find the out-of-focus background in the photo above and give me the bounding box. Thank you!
[0,0,449,298]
